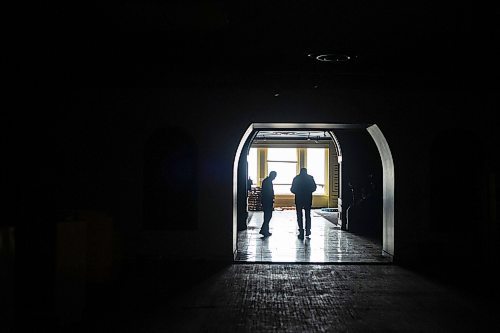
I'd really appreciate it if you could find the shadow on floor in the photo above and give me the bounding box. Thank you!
[17,258,230,332]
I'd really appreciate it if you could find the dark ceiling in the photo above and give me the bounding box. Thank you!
[30,1,499,88]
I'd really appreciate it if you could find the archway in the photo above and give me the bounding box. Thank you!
[233,123,394,261]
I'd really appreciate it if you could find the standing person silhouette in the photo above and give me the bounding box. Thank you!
[260,171,277,237]
[291,168,317,240]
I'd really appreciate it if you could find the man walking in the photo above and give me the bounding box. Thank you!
[260,171,277,237]
[291,168,317,240]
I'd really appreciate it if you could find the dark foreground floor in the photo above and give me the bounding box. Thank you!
[56,263,500,332]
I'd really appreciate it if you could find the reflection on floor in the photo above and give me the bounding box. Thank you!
[235,210,391,263]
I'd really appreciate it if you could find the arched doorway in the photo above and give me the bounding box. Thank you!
[233,123,394,262]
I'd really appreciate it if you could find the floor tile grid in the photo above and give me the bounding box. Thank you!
[236,210,390,263]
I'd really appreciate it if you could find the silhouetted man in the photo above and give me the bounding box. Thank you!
[291,168,317,240]
[260,171,277,237]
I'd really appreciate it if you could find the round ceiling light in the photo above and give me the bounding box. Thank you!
[315,53,351,63]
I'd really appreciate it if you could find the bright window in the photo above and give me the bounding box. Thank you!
[248,147,328,196]
[267,148,297,162]
[267,148,297,194]
[247,148,257,186]
[307,148,326,194]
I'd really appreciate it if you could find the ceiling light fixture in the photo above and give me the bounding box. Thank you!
[316,53,351,63]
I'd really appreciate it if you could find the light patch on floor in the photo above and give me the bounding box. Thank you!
[236,210,390,263]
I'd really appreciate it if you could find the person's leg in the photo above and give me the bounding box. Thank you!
[267,209,273,234]
[296,206,303,231]
[260,206,272,236]
[260,208,270,234]
[296,205,304,239]
[305,206,312,236]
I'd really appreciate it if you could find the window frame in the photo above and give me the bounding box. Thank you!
[266,147,298,195]
[306,147,327,195]
[251,143,330,197]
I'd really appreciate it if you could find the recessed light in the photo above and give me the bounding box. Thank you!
[315,54,351,63]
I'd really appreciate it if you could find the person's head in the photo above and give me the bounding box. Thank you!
[269,171,277,180]
[300,167,308,175]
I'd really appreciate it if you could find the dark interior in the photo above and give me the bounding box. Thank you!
[5,1,500,331]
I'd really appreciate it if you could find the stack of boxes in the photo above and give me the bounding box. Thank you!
[247,187,262,211]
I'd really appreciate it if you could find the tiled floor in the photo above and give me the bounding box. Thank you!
[100,264,499,332]
[235,210,391,263]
